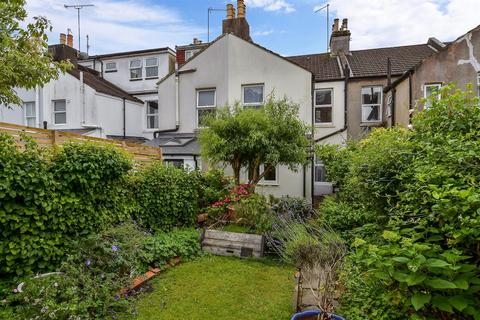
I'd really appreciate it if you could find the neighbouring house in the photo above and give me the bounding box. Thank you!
[77,44,176,140]
[384,25,480,128]
[149,0,313,199]
[0,41,145,139]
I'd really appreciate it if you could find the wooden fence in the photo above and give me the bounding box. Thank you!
[0,122,162,163]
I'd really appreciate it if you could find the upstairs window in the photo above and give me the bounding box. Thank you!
[105,62,117,72]
[185,50,200,61]
[146,101,159,129]
[53,100,67,124]
[424,83,442,108]
[315,89,333,124]
[197,89,216,127]
[129,59,142,80]
[243,84,264,108]
[24,102,36,127]
[145,57,159,78]
[361,86,382,122]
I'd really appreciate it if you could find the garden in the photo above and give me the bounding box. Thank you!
[1,85,479,320]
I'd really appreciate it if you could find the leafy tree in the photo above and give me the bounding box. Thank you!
[198,96,310,186]
[0,0,70,106]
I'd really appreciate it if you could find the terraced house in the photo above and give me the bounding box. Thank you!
[0,0,473,202]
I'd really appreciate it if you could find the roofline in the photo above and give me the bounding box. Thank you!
[84,47,175,60]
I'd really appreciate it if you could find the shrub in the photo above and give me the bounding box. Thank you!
[1,223,201,319]
[132,163,199,231]
[194,169,233,211]
[232,194,273,234]
[142,229,201,267]
[321,85,480,319]
[271,196,316,223]
[0,137,132,277]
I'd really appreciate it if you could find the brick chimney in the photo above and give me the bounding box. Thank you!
[60,33,66,45]
[330,18,351,56]
[222,0,252,42]
[67,29,74,48]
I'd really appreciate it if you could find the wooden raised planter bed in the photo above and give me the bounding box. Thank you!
[201,229,264,258]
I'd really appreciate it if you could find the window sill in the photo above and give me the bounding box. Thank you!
[360,122,383,127]
[258,182,279,186]
[315,123,335,128]
[143,129,159,133]
[129,78,143,82]
[105,70,117,73]
[145,76,159,80]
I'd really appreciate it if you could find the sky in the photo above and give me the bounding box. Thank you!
[25,0,480,56]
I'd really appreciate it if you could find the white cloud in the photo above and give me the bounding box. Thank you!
[323,0,480,49]
[245,0,295,13]
[25,0,205,54]
[253,29,275,36]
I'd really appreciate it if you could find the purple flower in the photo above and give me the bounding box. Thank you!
[111,245,118,252]
[124,293,129,299]
[114,295,120,301]
[85,259,91,267]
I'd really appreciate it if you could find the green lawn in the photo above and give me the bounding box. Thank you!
[133,255,295,320]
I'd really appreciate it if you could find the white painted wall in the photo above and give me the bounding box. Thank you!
[313,81,347,143]
[78,52,172,95]
[1,72,144,139]
[157,34,313,199]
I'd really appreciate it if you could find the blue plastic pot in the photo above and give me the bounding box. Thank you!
[291,310,345,320]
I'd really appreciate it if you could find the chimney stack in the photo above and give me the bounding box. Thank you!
[222,1,251,41]
[330,17,351,56]
[227,3,235,19]
[193,38,202,45]
[67,29,74,48]
[60,33,67,45]
[237,0,246,18]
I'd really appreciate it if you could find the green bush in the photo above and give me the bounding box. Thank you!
[194,169,233,211]
[271,196,316,222]
[320,85,480,319]
[233,194,273,234]
[1,223,201,319]
[142,229,201,267]
[0,137,132,277]
[132,163,199,231]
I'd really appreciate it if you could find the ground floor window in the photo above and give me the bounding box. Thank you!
[423,83,442,108]
[146,101,159,129]
[164,159,184,169]
[24,102,36,127]
[259,163,278,184]
[314,159,326,182]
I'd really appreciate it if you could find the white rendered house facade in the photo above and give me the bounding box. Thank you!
[153,33,314,199]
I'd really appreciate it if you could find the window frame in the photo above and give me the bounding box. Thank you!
[145,57,159,79]
[423,83,442,108]
[314,159,326,183]
[185,50,199,61]
[361,85,383,123]
[258,163,279,185]
[196,89,216,128]
[53,100,67,125]
[146,100,159,129]
[314,88,334,124]
[164,159,185,169]
[129,59,143,80]
[242,84,264,108]
[105,61,117,73]
[476,72,480,97]
[23,101,36,127]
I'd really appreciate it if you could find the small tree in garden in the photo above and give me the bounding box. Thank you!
[0,0,70,106]
[198,96,310,187]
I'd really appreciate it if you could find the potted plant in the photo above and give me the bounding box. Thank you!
[291,310,345,320]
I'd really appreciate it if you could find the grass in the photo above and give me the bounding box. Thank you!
[220,223,254,234]
[132,255,295,320]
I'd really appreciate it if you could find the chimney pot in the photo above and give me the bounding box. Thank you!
[333,18,339,32]
[60,33,66,45]
[237,0,246,18]
[67,29,74,48]
[342,18,348,31]
[227,3,234,19]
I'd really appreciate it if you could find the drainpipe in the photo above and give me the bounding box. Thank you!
[175,72,180,127]
[123,98,126,139]
[80,71,86,124]
[35,86,40,128]
[310,74,315,203]
[194,155,198,170]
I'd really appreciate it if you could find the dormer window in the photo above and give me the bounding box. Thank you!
[145,57,159,78]
[129,59,142,80]
[105,62,117,73]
